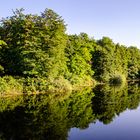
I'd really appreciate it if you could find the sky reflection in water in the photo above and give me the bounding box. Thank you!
[69,95,140,140]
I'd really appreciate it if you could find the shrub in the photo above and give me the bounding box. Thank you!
[22,76,72,94]
[22,77,48,94]
[109,74,126,85]
[70,75,95,89]
[0,76,23,95]
[47,76,72,92]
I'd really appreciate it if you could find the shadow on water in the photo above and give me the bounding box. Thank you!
[0,83,140,140]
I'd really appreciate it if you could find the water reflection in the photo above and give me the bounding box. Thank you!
[0,83,139,140]
[92,83,140,124]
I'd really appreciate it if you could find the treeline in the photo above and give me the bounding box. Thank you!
[0,9,140,93]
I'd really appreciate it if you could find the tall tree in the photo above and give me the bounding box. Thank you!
[92,37,116,82]
[66,33,94,85]
[0,9,68,79]
[127,46,140,79]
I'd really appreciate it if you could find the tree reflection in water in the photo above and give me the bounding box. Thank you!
[0,83,140,140]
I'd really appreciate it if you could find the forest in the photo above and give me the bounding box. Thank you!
[0,8,140,94]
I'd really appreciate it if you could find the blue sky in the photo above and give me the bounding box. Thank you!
[0,0,140,48]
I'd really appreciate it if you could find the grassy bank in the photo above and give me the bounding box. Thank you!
[0,76,96,95]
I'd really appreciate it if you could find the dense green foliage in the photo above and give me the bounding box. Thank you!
[92,37,138,83]
[66,33,94,86]
[0,9,67,78]
[0,8,140,93]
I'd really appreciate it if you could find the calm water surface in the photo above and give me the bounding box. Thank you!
[0,83,140,140]
[69,106,140,140]
[69,83,140,140]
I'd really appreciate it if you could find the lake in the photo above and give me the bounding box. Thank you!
[0,82,140,140]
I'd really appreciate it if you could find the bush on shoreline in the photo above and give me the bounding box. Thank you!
[109,74,126,85]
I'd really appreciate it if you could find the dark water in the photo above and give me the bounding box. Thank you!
[0,83,140,140]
